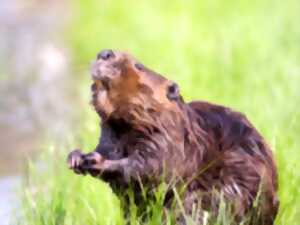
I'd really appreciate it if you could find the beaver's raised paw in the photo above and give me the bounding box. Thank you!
[67,149,86,175]
[81,152,106,177]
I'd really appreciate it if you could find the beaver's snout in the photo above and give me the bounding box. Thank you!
[97,49,115,60]
[91,49,118,82]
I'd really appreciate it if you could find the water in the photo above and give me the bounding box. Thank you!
[0,177,21,225]
[0,0,74,223]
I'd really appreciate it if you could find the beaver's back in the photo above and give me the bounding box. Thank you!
[188,101,279,223]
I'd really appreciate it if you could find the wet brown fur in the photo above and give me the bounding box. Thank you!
[68,50,279,224]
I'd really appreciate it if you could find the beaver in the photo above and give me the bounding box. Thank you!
[67,49,279,224]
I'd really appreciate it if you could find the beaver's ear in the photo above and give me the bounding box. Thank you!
[167,82,180,101]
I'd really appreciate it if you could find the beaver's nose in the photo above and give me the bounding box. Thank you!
[97,49,114,60]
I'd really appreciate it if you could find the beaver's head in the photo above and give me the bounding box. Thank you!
[90,49,183,123]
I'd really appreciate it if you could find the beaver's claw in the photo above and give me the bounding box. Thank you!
[67,149,86,175]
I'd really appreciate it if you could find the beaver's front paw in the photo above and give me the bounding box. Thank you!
[67,149,86,175]
[81,152,106,177]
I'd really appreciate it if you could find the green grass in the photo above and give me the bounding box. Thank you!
[20,0,300,224]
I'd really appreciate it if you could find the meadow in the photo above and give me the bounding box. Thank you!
[21,0,300,224]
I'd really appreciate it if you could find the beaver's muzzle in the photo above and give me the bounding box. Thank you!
[97,49,115,60]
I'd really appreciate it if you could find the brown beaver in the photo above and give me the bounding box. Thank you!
[67,49,279,224]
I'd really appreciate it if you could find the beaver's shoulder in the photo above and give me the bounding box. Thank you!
[188,101,270,156]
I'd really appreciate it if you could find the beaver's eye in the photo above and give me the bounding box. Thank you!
[167,83,180,101]
[135,63,144,71]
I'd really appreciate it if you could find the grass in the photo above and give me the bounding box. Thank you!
[20,0,300,224]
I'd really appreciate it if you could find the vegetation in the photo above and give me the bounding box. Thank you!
[21,0,300,224]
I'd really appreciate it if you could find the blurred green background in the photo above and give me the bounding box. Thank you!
[0,0,299,224]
